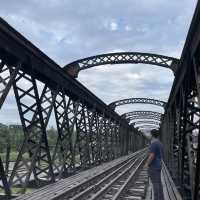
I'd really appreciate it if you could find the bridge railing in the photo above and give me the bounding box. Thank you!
[0,18,146,196]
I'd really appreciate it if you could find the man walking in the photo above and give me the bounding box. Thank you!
[144,129,164,200]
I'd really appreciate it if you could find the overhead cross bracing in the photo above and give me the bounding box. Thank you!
[137,125,159,130]
[131,121,160,130]
[135,124,159,129]
[64,52,179,78]
[122,111,162,130]
[131,121,160,126]
[109,98,166,110]
[109,98,164,130]
[121,110,162,117]
[121,111,162,120]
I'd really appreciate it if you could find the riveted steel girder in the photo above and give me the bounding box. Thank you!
[136,124,159,128]
[138,125,159,130]
[131,120,160,126]
[109,98,166,110]
[64,52,179,78]
[121,111,162,119]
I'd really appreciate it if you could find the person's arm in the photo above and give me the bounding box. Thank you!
[144,142,156,168]
[144,153,155,168]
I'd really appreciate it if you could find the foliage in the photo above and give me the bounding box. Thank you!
[0,123,58,161]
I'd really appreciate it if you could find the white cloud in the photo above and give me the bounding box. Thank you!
[110,22,118,31]
[125,73,144,80]
[125,25,132,31]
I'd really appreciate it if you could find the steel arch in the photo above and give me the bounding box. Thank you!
[64,52,179,77]
[131,120,160,126]
[121,111,162,119]
[138,125,159,130]
[122,111,162,123]
[135,123,159,128]
[109,98,166,110]
[128,116,161,122]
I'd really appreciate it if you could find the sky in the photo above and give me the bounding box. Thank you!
[0,0,197,127]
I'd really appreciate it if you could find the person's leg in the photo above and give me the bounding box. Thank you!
[148,168,164,200]
[156,169,164,200]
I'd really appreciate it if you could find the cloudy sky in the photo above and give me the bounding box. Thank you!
[0,0,197,126]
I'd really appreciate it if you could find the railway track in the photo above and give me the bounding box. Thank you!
[14,149,148,200]
[52,151,148,200]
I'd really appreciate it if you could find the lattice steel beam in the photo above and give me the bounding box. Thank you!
[138,126,159,130]
[128,116,161,122]
[109,98,166,110]
[76,103,93,168]
[82,107,105,165]
[9,71,55,192]
[131,120,160,126]
[52,92,77,178]
[0,157,10,196]
[123,111,162,124]
[121,111,162,119]
[0,61,21,109]
[87,110,102,165]
[0,60,21,196]
[136,124,159,128]
[192,57,200,200]
[64,52,179,78]
[139,126,158,128]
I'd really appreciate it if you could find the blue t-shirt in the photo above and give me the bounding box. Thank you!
[149,139,164,170]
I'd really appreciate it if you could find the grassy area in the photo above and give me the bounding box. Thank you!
[0,187,34,195]
[0,152,30,162]
[0,152,19,162]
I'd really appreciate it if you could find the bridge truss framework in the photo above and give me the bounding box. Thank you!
[0,18,146,196]
[0,1,199,199]
[160,2,200,199]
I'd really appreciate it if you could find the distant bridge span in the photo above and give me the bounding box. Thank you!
[121,110,162,119]
[121,111,162,123]
[131,120,161,126]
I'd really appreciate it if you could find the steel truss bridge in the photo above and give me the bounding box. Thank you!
[0,2,200,200]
